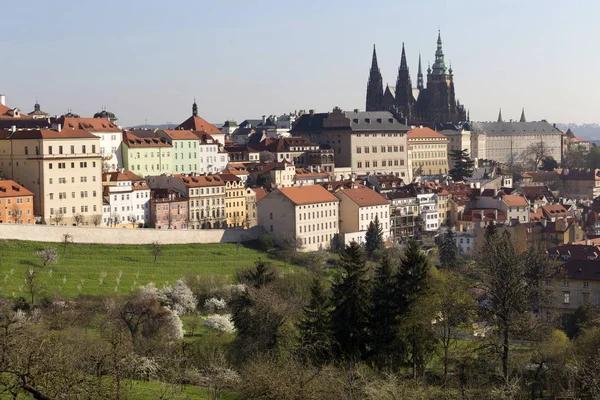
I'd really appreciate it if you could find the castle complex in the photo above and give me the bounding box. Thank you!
[366,31,467,125]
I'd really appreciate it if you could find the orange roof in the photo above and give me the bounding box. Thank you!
[0,128,97,140]
[161,129,200,140]
[59,117,120,132]
[338,187,389,207]
[176,174,225,187]
[277,185,339,205]
[407,127,448,140]
[219,173,242,183]
[177,116,222,135]
[501,194,528,207]
[103,170,145,183]
[253,187,268,202]
[0,180,33,198]
[541,204,569,217]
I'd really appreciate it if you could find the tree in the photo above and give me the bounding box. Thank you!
[329,241,371,362]
[438,228,460,270]
[10,202,21,224]
[35,248,58,267]
[62,233,73,256]
[73,213,85,226]
[540,156,559,171]
[449,149,475,181]
[473,232,559,380]
[52,210,64,225]
[365,215,384,258]
[368,252,399,369]
[521,141,550,170]
[24,269,43,305]
[396,239,432,378]
[259,151,276,163]
[586,146,600,170]
[91,214,102,227]
[237,260,277,289]
[149,241,162,263]
[298,276,332,364]
[129,213,138,228]
[484,221,498,243]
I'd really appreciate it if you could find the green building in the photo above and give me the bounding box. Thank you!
[121,131,173,177]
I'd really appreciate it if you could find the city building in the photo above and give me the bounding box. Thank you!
[257,185,339,252]
[0,128,102,225]
[245,188,258,228]
[335,187,390,245]
[559,168,600,200]
[388,192,419,241]
[292,108,411,179]
[101,170,150,227]
[366,32,467,125]
[150,188,188,229]
[407,127,449,176]
[121,130,173,177]
[0,179,34,224]
[177,100,225,144]
[221,173,246,228]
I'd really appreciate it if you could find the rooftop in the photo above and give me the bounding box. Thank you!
[277,185,339,206]
[337,187,389,207]
[407,127,448,139]
[0,180,33,198]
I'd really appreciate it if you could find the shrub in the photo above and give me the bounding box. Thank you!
[258,234,275,251]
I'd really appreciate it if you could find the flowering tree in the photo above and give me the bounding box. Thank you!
[204,298,227,314]
[204,314,236,334]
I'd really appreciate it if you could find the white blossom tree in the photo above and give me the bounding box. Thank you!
[204,314,235,334]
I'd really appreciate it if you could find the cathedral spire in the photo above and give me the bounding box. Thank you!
[192,98,198,117]
[366,44,384,111]
[400,42,408,70]
[417,53,424,90]
[520,108,526,122]
[497,108,503,123]
[431,29,447,75]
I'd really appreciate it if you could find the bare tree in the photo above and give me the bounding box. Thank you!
[35,248,58,267]
[52,211,64,226]
[129,213,138,228]
[24,269,43,305]
[10,202,21,224]
[149,241,162,263]
[259,151,276,163]
[73,213,85,226]
[521,141,551,171]
[91,214,102,227]
[112,213,121,227]
[62,233,73,256]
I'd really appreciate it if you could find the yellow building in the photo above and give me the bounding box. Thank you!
[0,128,102,224]
[221,173,246,228]
[408,127,449,176]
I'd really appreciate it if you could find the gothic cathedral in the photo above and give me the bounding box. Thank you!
[365,31,467,125]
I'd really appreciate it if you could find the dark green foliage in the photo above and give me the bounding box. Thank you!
[449,149,475,181]
[396,240,430,311]
[329,241,371,362]
[484,222,498,243]
[237,259,277,289]
[562,304,600,339]
[540,156,559,171]
[439,229,460,270]
[298,276,332,363]
[258,234,275,251]
[365,215,384,258]
[368,251,400,369]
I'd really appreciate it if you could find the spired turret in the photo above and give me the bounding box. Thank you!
[366,45,384,111]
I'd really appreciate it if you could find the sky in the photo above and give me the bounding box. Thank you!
[1,0,598,127]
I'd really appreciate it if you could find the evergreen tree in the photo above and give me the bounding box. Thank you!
[484,221,498,244]
[298,276,332,363]
[439,229,460,270]
[365,215,384,258]
[396,239,432,377]
[330,241,371,362]
[448,149,475,181]
[368,251,400,369]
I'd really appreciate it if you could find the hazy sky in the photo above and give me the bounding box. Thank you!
[1,0,598,127]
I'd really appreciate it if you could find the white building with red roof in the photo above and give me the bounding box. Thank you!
[101,170,150,227]
[335,187,391,244]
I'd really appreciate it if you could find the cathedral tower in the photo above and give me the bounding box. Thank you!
[366,45,384,112]
[394,43,414,121]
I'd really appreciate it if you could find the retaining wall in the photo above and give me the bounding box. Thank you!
[0,224,264,245]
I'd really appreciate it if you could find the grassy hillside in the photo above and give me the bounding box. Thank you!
[0,240,280,298]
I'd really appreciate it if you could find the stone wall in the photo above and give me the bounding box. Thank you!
[0,224,264,245]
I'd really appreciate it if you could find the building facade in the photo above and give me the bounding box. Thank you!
[0,179,34,224]
[335,187,391,244]
[407,127,449,176]
[101,171,150,227]
[121,130,173,177]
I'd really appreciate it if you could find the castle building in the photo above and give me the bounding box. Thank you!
[366,31,467,125]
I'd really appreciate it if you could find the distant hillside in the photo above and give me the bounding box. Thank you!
[556,123,600,141]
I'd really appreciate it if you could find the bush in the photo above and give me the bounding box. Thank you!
[204,314,236,334]
[258,234,275,251]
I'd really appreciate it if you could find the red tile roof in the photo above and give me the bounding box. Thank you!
[160,129,200,140]
[59,117,120,132]
[338,187,389,207]
[0,128,97,140]
[277,185,339,205]
[407,127,448,140]
[103,170,145,183]
[501,194,528,207]
[177,116,222,135]
[541,204,569,219]
[176,174,225,187]
[123,131,172,148]
[253,187,268,202]
[0,180,33,198]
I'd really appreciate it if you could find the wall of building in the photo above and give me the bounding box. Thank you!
[0,224,263,244]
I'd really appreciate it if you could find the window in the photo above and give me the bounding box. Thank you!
[92,145,96,153]
[372,146,377,153]
[563,292,570,304]
[356,147,361,154]
[59,145,63,154]
[71,145,75,154]
[82,145,86,154]
[48,146,53,154]
[24,146,28,155]
[584,281,589,289]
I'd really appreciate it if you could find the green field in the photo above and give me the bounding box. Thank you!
[0,239,283,298]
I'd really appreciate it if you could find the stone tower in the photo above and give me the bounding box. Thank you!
[366,45,384,112]
[394,43,414,121]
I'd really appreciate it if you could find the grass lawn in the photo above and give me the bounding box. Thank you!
[123,380,239,400]
[0,240,285,298]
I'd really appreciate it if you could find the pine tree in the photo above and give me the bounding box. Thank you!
[365,215,384,257]
[439,229,460,270]
[368,251,400,369]
[449,149,475,181]
[298,276,332,363]
[395,239,432,377]
[330,241,371,362]
[484,221,498,244]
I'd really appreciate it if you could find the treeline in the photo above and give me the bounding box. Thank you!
[2,228,600,399]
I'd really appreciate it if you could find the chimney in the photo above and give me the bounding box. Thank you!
[262,115,266,124]
[10,125,16,134]
[0,94,5,106]
[57,124,62,133]
[354,108,359,113]
[542,219,547,227]
[494,209,498,219]
[309,109,314,116]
